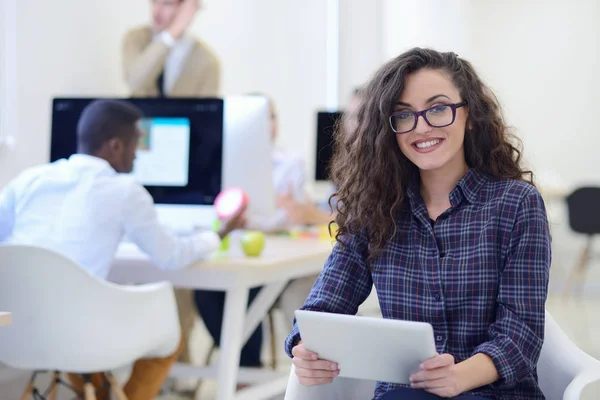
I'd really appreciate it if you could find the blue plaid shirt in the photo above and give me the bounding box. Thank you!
[285,169,551,400]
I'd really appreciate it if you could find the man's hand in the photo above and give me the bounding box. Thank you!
[292,342,340,386]
[168,0,199,40]
[409,353,463,398]
[217,204,247,239]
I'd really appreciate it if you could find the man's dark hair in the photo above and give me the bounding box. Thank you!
[77,100,143,154]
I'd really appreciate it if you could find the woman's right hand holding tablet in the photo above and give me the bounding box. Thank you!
[292,341,340,385]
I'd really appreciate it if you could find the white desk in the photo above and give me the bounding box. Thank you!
[109,236,333,400]
[0,313,11,327]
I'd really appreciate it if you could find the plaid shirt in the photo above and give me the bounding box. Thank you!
[285,169,551,400]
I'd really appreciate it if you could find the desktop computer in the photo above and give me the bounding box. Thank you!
[222,95,275,218]
[50,96,275,232]
[51,98,224,205]
[313,111,343,202]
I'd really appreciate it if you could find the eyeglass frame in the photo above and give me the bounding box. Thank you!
[388,101,467,134]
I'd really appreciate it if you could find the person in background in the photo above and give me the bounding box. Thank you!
[286,48,550,400]
[122,0,220,97]
[277,88,365,226]
[0,100,245,400]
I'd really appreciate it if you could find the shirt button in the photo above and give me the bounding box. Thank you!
[436,335,443,342]
[434,293,441,301]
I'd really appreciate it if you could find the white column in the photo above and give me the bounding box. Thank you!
[338,0,385,106]
[0,0,17,154]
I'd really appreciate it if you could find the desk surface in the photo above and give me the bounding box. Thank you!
[117,235,335,272]
[111,236,335,289]
[0,312,12,327]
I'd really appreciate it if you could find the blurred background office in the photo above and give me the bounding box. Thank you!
[0,0,599,399]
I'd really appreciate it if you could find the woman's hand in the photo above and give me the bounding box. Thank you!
[292,342,340,386]
[409,353,463,398]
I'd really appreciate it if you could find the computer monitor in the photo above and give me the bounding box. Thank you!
[51,98,224,206]
[315,111,343,181]
[222,95,275,219]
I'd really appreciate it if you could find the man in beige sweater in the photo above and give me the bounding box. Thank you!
[122,0,220,97]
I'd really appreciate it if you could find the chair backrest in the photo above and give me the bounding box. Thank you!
[285,311,599,400]
[537,311,598,400]
[566,187,600,234]
[0,244,180,373]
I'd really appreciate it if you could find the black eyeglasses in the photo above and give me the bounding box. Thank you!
[389,102,467,134]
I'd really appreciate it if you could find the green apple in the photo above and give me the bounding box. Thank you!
[241,231,266,257]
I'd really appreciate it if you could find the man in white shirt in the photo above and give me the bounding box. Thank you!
[0,99,245,400]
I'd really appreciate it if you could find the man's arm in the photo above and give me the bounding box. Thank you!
[0,182,16,241]
[121,183,221,270]
[122,28,171,95]
[471,189,551,388]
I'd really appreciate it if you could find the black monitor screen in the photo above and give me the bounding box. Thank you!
[51,98,224,205]
[315,111,343,181]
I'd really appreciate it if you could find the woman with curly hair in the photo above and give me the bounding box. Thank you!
[284,48,551,400]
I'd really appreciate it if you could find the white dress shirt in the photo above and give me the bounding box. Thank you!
[272,147,306,201]
[158,32,194,95]
[0,154,220,279]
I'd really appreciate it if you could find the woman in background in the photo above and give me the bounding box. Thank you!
[285,48,551,400]
[277,88,364,225]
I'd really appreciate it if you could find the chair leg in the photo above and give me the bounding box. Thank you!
[83,374,97,400]
[268,309,278,370]
[564,236,593,297]
[20,372,37,400]
[194,343,218,394]
[48,371,60,400]
[106,372,128,400]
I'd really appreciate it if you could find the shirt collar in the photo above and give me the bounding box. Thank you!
[453,169,488,205]
[406,168,488,209]
[67,154,116,174]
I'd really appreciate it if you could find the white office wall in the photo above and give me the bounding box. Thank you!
[0,0,330,186]
[382,0,473,62]
[193,0,329,185]
[0,0,145,185]
[381,0,600,190]
[468,0,600,189]
[338,0,384,106]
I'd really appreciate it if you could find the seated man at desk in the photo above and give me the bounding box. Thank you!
[0,99,245,400]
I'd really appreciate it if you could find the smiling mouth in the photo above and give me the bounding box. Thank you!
[412,138,444,149]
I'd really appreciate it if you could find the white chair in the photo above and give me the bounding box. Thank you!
[0,244,181,400]
[284,311,600,400]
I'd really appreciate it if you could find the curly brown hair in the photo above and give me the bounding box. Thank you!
[329,48,533,259]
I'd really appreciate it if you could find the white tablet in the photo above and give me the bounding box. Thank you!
[294,310,437,385]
